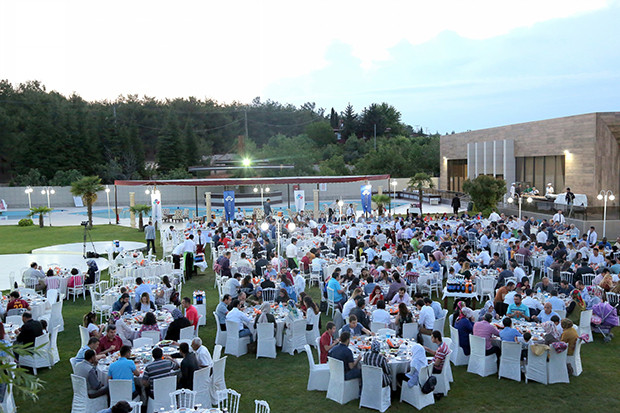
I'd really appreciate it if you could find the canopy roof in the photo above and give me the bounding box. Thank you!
[114,174,390,186]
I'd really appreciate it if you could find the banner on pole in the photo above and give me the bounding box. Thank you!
[151,191,162,226]
[223,191,235,221]
[294,190,305,212]
[361,185,372,214]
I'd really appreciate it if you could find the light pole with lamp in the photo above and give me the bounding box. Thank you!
[41,187,55,226]
[105,185,111,224]
[25,186,33,209]
[507,195,532,221]
[390,180,397,214]
[253,185,270,210]
[597,190,615,239]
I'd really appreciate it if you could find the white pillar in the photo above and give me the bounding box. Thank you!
[313,189,319,219]
[129,192,136,228]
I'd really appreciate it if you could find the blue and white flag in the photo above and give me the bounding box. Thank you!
[294,190,305,212]
[361,185,372,214]
[223,191,235,221]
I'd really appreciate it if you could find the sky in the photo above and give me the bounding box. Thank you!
[1,0,619,133]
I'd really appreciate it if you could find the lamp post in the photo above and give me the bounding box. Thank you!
[105,185,111,224]
[390,180,397,214]
[24,186,33,209]
[507,195,532,221]
[41,186,55,226]
[597,190,615,238]
[337,199,344,226]
[253,185,270,210]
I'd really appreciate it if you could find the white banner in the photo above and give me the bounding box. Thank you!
[151,191,163,226]
[294,190,305,212]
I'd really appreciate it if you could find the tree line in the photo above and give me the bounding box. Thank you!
[0,80,439,184]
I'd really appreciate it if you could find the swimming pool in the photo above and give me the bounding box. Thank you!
[73,200,410,219]
[0,210,37,221]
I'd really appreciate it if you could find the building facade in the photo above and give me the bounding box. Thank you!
[440,112,620,205]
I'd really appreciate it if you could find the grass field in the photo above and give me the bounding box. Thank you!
[1,225,619,412]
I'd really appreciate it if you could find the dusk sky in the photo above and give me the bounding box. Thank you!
[1,0,618,133]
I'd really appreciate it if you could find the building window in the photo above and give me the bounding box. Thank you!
[447,159,467,192]
[515,155,565,192]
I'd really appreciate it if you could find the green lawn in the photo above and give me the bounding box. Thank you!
[1,225,619,412]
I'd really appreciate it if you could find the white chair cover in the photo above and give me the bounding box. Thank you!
[304,344,329,391]
[109,379,134,407]
[567,340,583,376]
[467,335,497,377]
[213,344,223,361]
[326,357,360,405]
[133,337,153,348]
[449,325,469,366]
[140,330,161,344]
[548,347,570,384]
[525,346,548,385]
[210,356,227,403]
[498,341,522,382]
[19,333,52,375]
[256,322,277,359]
[305,311,321,347]
[370,322,387,333]
[179,325,194,342]
[359,364,391,412]
[79,325,90,347]
[225,320,250,357]
[282,318,307,356]
[146,376,176,413]
[70,374,107,413]
[213,312,227,347]
[578,310,593,342]
[50,325,60,365]
[399,364,435,410]
[193,367,212,408]
[402,323,418,340]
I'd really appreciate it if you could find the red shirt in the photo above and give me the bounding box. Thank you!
[185,305,199,328]
[319,331,333,364]
[7,299,29,311]
[97,334,123,354]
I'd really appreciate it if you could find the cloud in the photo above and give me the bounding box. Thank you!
[0,0,611,102]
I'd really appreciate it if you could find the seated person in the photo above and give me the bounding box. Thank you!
[340,314,372,336]
[142,347,179,398]
[535,302,559,323]
[506,294,531,321]
[319,322,339,364]
[112,293,133,315]
[423,330,450,374]
[390,287,412,305]
[6,291,31,312]
[499,317,523,342]
[327,331,362,380]
[371,300,391,326]
[74,349,109,398]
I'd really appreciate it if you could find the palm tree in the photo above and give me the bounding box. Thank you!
[130,204,152,231]
[29,206,52,228]
[371,194,391,216]
[408,172,434,215]
[70,176,104,228]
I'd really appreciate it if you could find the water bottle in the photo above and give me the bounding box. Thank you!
[537,287,541,294]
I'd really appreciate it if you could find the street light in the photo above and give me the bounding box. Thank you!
[105,185,111,224]
[260,221,269,231]
[390,180,397,214]
[24,186,33,209]
[41,186,55,226]
[242,158,252,167]
[337,199,344,226]
[597,190,615,238]
[253,185,270,209]
[507,195,532,221]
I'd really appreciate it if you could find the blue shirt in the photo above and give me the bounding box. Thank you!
[327,278,344,302]
[507,304,530,319]
[547,296,566,311]
[537,311,559,323]
[341,323,363,336]
[108,357,137,392]
[425,261,440,272]
[431,301,443,319]
[364,282,376,296]
[134,283,154,305]
[75,345,90,363]
[499,326,522,342]
[328,343,354,373]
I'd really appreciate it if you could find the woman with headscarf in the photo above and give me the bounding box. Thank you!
[560,318,578,355]
[599,273,614,292]
[478,300,498,321]
[396,342,428,391]
[453,302,474,356]
[362,339,392,388]
[542,321,561,344]
[246,286,263,306]
[253,302,276,333]
[164,308,192,341]
[85,260,99,285]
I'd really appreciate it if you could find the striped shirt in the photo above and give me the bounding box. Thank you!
[432,342,450,371]
[142,358,178,389]
[362,352,392,387]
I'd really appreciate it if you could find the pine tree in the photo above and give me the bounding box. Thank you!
[157,111,183,172]
[341,103,358,141]
[184,119,199,167]
[329,107,340,129]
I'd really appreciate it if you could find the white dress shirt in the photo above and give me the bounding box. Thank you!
[372,309,391,325]
[225,307,252,330]
[286,243,298,259]
[194,345,213,368]
[418,305,435,330]
[182,239,196,253]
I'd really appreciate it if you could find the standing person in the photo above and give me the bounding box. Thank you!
[286,238,299,269]
[263,198,272,217]
[565,187,575,217]
[182,234,197,279]
[451,195,461,216]
[144,221,156,254]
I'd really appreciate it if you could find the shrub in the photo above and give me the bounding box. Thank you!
[18,218,34,227]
